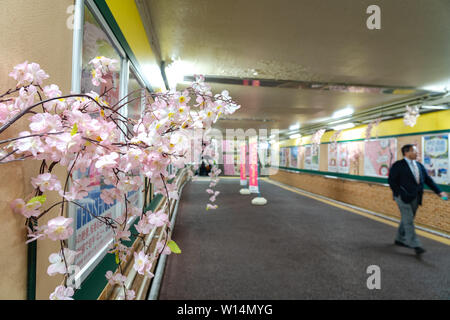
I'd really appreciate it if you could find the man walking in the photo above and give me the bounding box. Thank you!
[388,144,448,255]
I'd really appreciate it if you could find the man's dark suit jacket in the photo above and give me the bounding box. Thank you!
[388,159,442,205]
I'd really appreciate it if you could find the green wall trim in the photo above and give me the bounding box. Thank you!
[276,166,450,193]
[283,129,450,146]
[73,194,164,300]
[26,232,37,300]
[92,0,156,91]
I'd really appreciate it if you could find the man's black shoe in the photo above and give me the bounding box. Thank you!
[414,247,426,255]
[394,240,408,247]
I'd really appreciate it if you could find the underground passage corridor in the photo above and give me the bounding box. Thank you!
[1,0,449,310]
[159,179,450,300]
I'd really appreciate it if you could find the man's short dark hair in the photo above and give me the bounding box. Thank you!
[401,144,415,156]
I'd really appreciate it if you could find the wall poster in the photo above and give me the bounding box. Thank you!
[311,144,320,170]
[290,146,298,168]
[304,145,312,170]
[337,142,350,174]
[328,143,338,172]
[364,138,397,177]
[422,134,449,185]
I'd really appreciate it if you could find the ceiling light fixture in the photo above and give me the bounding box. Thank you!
[289,133,302,139]
[165,59,194,90]
[332,123,355,131]
[332,106,354,119]
[142,63,166,91]
[421,105,448,110]
[289,123,300,131]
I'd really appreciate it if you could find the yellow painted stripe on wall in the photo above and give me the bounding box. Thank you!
[105,0,161,88]
[280,109,450,147]
[106,0,154,58]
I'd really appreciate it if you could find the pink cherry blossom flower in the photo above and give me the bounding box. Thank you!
[165,183,179,199]
[14,131,45,156]
[206,204,218,211]
[27,62,49,86]
[95,152,119,169]
[49,285,74,300]
[44,216,74,241]
[43,84,61,99]
[8,61,33,86]
[60,177,93,200]
[133,250,154,278]
[115,229,131,242]
[25,225,46,244]
[31,173,62,192]
[156,241,172,255]
[105,271,127,286]
[147,210,169,227]
[29,113,63,133]
[10,198,41,218]
[47,248,79,276]
[135,216,153,235]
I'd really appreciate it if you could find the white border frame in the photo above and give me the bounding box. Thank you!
[422,133,450,186]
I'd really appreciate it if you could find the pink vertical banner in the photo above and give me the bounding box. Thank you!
[224,140,236,176]
[240,141,247,186]
[249,136,259,193]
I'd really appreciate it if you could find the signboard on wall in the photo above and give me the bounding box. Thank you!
[290,147,298,168]
[304,145,312,170]
[328,144,338,172]
[284,148,290,168]
[422,134,449,185]
[73,186,120,269]
[364,138,397,177]
[337,142,350,174]
[311,144,320,170]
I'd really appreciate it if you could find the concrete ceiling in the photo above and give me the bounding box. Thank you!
[141,0,450,132]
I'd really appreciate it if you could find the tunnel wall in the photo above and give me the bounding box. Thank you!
[0,0,74,299]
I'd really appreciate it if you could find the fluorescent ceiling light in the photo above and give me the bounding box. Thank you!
[332,123,355,131]
[289,133,302,139]
[421,105,448,110]
[165,59,194,90]
[422,81,450,93]
[289,123,300,131]
[142,63,166,91]
[332,107,354,119]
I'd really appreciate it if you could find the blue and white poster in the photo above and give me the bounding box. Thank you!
[423,134,449,185]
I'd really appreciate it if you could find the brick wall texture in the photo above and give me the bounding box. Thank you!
[270,170,450,234]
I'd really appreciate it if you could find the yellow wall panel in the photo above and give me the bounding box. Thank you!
[281,110,450,147]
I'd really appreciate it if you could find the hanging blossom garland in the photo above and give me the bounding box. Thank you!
[403,105,420,127]
[200,143,219,210]
[365,117,382,140]
[329,130,342,149]
[1,57,240,299]
[311,129,325,146]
